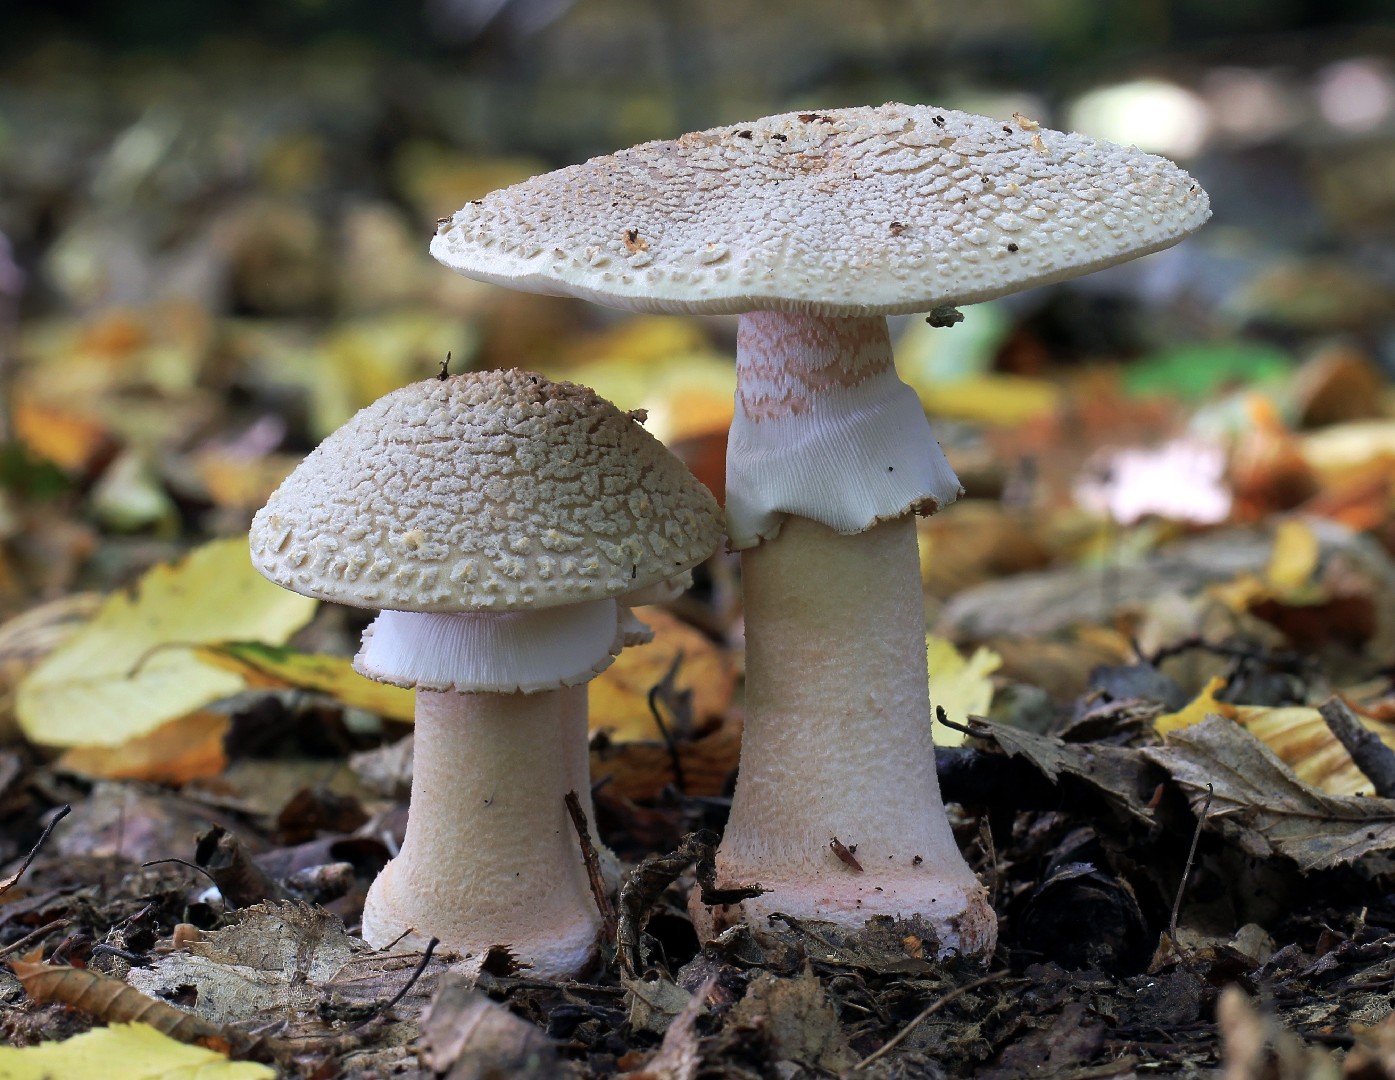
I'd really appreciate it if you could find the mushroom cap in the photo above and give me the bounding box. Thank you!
[250,370,724,612]
[432,102,1211,318]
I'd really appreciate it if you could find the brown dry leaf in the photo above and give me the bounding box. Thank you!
[128,902,368,1027]
[55,711,230,784]
[1217,985,1340,1080]
[12,400,115,472]
[1144,715,1395,871]
[192,450,299,511]
[9,952,235,1049]
[728,966,854,1073]
[589,608,736,744]
[591,715,741,800]
[967,717,1161,825]
[421,970,572,1079]
[621,976,711,1080]
[916,501,1051,598]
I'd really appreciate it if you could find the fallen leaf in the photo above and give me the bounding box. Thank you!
[16,538,317,747]
[967,717,1161,825]
[588,608,736,744]
[928,636,1000,747]
[918,374,1061,425]
[56,711,230,784]
[196,642,414,721]
[0,1022,274,1080]
[1143,715,1395,871]
[1237,704,1395,797]
[10,954,235,1048]
[421,972,571,1079]
[727,967,854,1072]
[1154,676,1236,735]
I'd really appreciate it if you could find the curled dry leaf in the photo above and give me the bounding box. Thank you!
[1144,715,1395,871]
[8,951,238,1050]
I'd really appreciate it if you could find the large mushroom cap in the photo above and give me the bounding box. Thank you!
[432,102,1211,318]
[250,370,723,612]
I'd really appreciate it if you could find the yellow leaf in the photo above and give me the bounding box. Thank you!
[56,711,230,784]
[589,608,736,743]
[547,350,736,446]
[1265,518,1320,591]
[16,538,317,747]
[1154,676,1237,735]
[1236,704,1395,797]
[0,1021,273,1079]
[916,375,1060,426]
[196,642,415,722]
[927,636,1001,747]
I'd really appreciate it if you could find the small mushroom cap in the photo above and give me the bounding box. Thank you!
[432,102,1211,318]
[250,370,724,612]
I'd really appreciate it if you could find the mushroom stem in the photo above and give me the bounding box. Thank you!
[361,688,601,977]
[704,516,994,954]
[724,312,961,549]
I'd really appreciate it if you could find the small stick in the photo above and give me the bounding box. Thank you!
[141,858,234,909]
[1318,697,1395,798]
[0,919,70,959]
[1165,782,1213,971]
[564,790,617,946]
[647,654,688,793]
[853,971,1009,1070]
[0,805,70,896]
[355,937,438,1028]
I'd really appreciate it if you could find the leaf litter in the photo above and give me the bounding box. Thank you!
[11,34,1395,1080]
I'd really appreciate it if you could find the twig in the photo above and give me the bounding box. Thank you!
[1164,782,1213,973]
[853,972,1009,1070]
[0,805,71,896]
[1147,635,1310,673]
[647,653,688,793]
[354,938,437,1029]
[0,919,70,959]
[1318,697,1395,798]
[565,790,617,946]
[141,858,233,908]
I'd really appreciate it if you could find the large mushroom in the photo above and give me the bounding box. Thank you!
[430,103,1211,955]
[249,369,722,977]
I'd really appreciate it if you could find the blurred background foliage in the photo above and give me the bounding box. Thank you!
[2,0,1395,622]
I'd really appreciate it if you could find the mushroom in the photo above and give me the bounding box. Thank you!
[249,370,723,976]
[430,103,1211,955]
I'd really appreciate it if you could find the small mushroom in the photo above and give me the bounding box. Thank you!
[250,370,722,977]
[431,103,1211,956]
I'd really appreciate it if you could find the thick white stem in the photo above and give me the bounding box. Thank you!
[700,516,995,955]
[361,688,601,977]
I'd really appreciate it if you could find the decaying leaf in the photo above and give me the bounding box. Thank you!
[16,538,317,747]
[127,902,366,1027]
[9,953,235,1049]
[621,977,712,1080]
[966,717,1162,824]
[196,641,415,722]
[55,711,230,784]
[1144,715,1395,870]
[0,1022,274,1080]
[1217,986,1340,1080]
[588,607,735,744]
[420,971,571,1079]
[728,966,855,1073]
